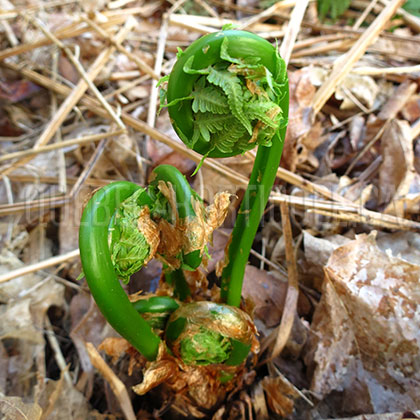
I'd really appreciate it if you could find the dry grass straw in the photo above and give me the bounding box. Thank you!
[0,130,125,163]
[86,342,136,420]
[0,249,79,284]
[0,19,133,179]
[0,14,126,60]
[271,202,299,359]
[311,0,406,115]
[269,193,420,231]
[81,16,159,81]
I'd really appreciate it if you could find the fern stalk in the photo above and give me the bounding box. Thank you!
[165,29,289,307]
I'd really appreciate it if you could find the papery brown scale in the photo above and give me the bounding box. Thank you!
[137,207,160,265]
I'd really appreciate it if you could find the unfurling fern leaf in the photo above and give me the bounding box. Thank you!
[245,101,281,129]
[192,84,229,114]
[195,112,237,133]
[213,121,247,154]
[192,112,238,145]
[207,68,252,135]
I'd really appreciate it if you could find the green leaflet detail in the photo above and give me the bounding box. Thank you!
[220,36,241,65]
[192,113,236,145]
[183,55,211,75]
[191,80,229,114]
[207,67,252,135]
[109,188,153,283]
[245,101,280,129]
[213,121,247,154]
[176,47,184,58]
[166,34,288,157]
[180,326,232,365]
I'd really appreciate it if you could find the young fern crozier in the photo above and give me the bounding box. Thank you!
[79,165,249,364]
[79,29,288,404]
[163,29,289,306]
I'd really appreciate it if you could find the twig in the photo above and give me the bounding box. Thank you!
[0,0,78,20]
[81,16,159,81]
[44,316,73,387]
[293,33,353,50]
[0,15,126,60]
[0,196,69,216]
[279,0,310,66]
[51,47,67,194]
[31,16,126,130]
[0,249,79,284]
[238,0,298,30]
[345,120,389,176]
[312,0,406,115]
[40,366,67,420]
[168,13,284,34]
[353,0,379,29]
[0,20,132,178]
[86,342,136,420]
[2,20,19,46]
[0,130,124,163]
[269,193,420,231]
[194,0,219,18]
[352,64,420,75]
[379,0,420,32]
[69,139,109,199]
[341,86,371,114]
[271,202,299,359]
[7,174,114,188]
[146,15,168,132]
[292,39,355,59]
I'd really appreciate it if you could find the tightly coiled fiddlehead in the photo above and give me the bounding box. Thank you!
[163,29,289,307]
[79,29,288,370]
[79,165,241,361]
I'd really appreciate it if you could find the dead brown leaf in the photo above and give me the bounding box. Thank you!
[376,231,420,265]
[0,397,42,420]
[401,95,420,123]
[378,82,417,121]
[379,119,420,216]
[306,233,420,412]
[262,375,300,417]
[281,67,316,172]
[242,265,288,328]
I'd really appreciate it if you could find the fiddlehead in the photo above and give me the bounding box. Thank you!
[79,181,161,360]
[79,29,288,377]
[79,166,233,360]
[165,30,287,159]
[163,29,289,306]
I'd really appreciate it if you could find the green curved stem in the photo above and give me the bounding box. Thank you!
[165,269,191,301]
[165,29,289,307]
[79,181,161,360]
[150,164,202,270]
[133,296,179,314]
[167,30,283,158]
[150,164,196,219]
[220,129,287,306]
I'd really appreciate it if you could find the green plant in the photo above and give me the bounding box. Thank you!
[317,0,351,21]
[403,0,420,17]
[163,29,289,307]
[79,28,288,380]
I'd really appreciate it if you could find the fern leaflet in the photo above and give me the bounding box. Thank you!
[245,101,281,129]
[192,85,229,114]
[213,121,247,154]
[207,68,252,135]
